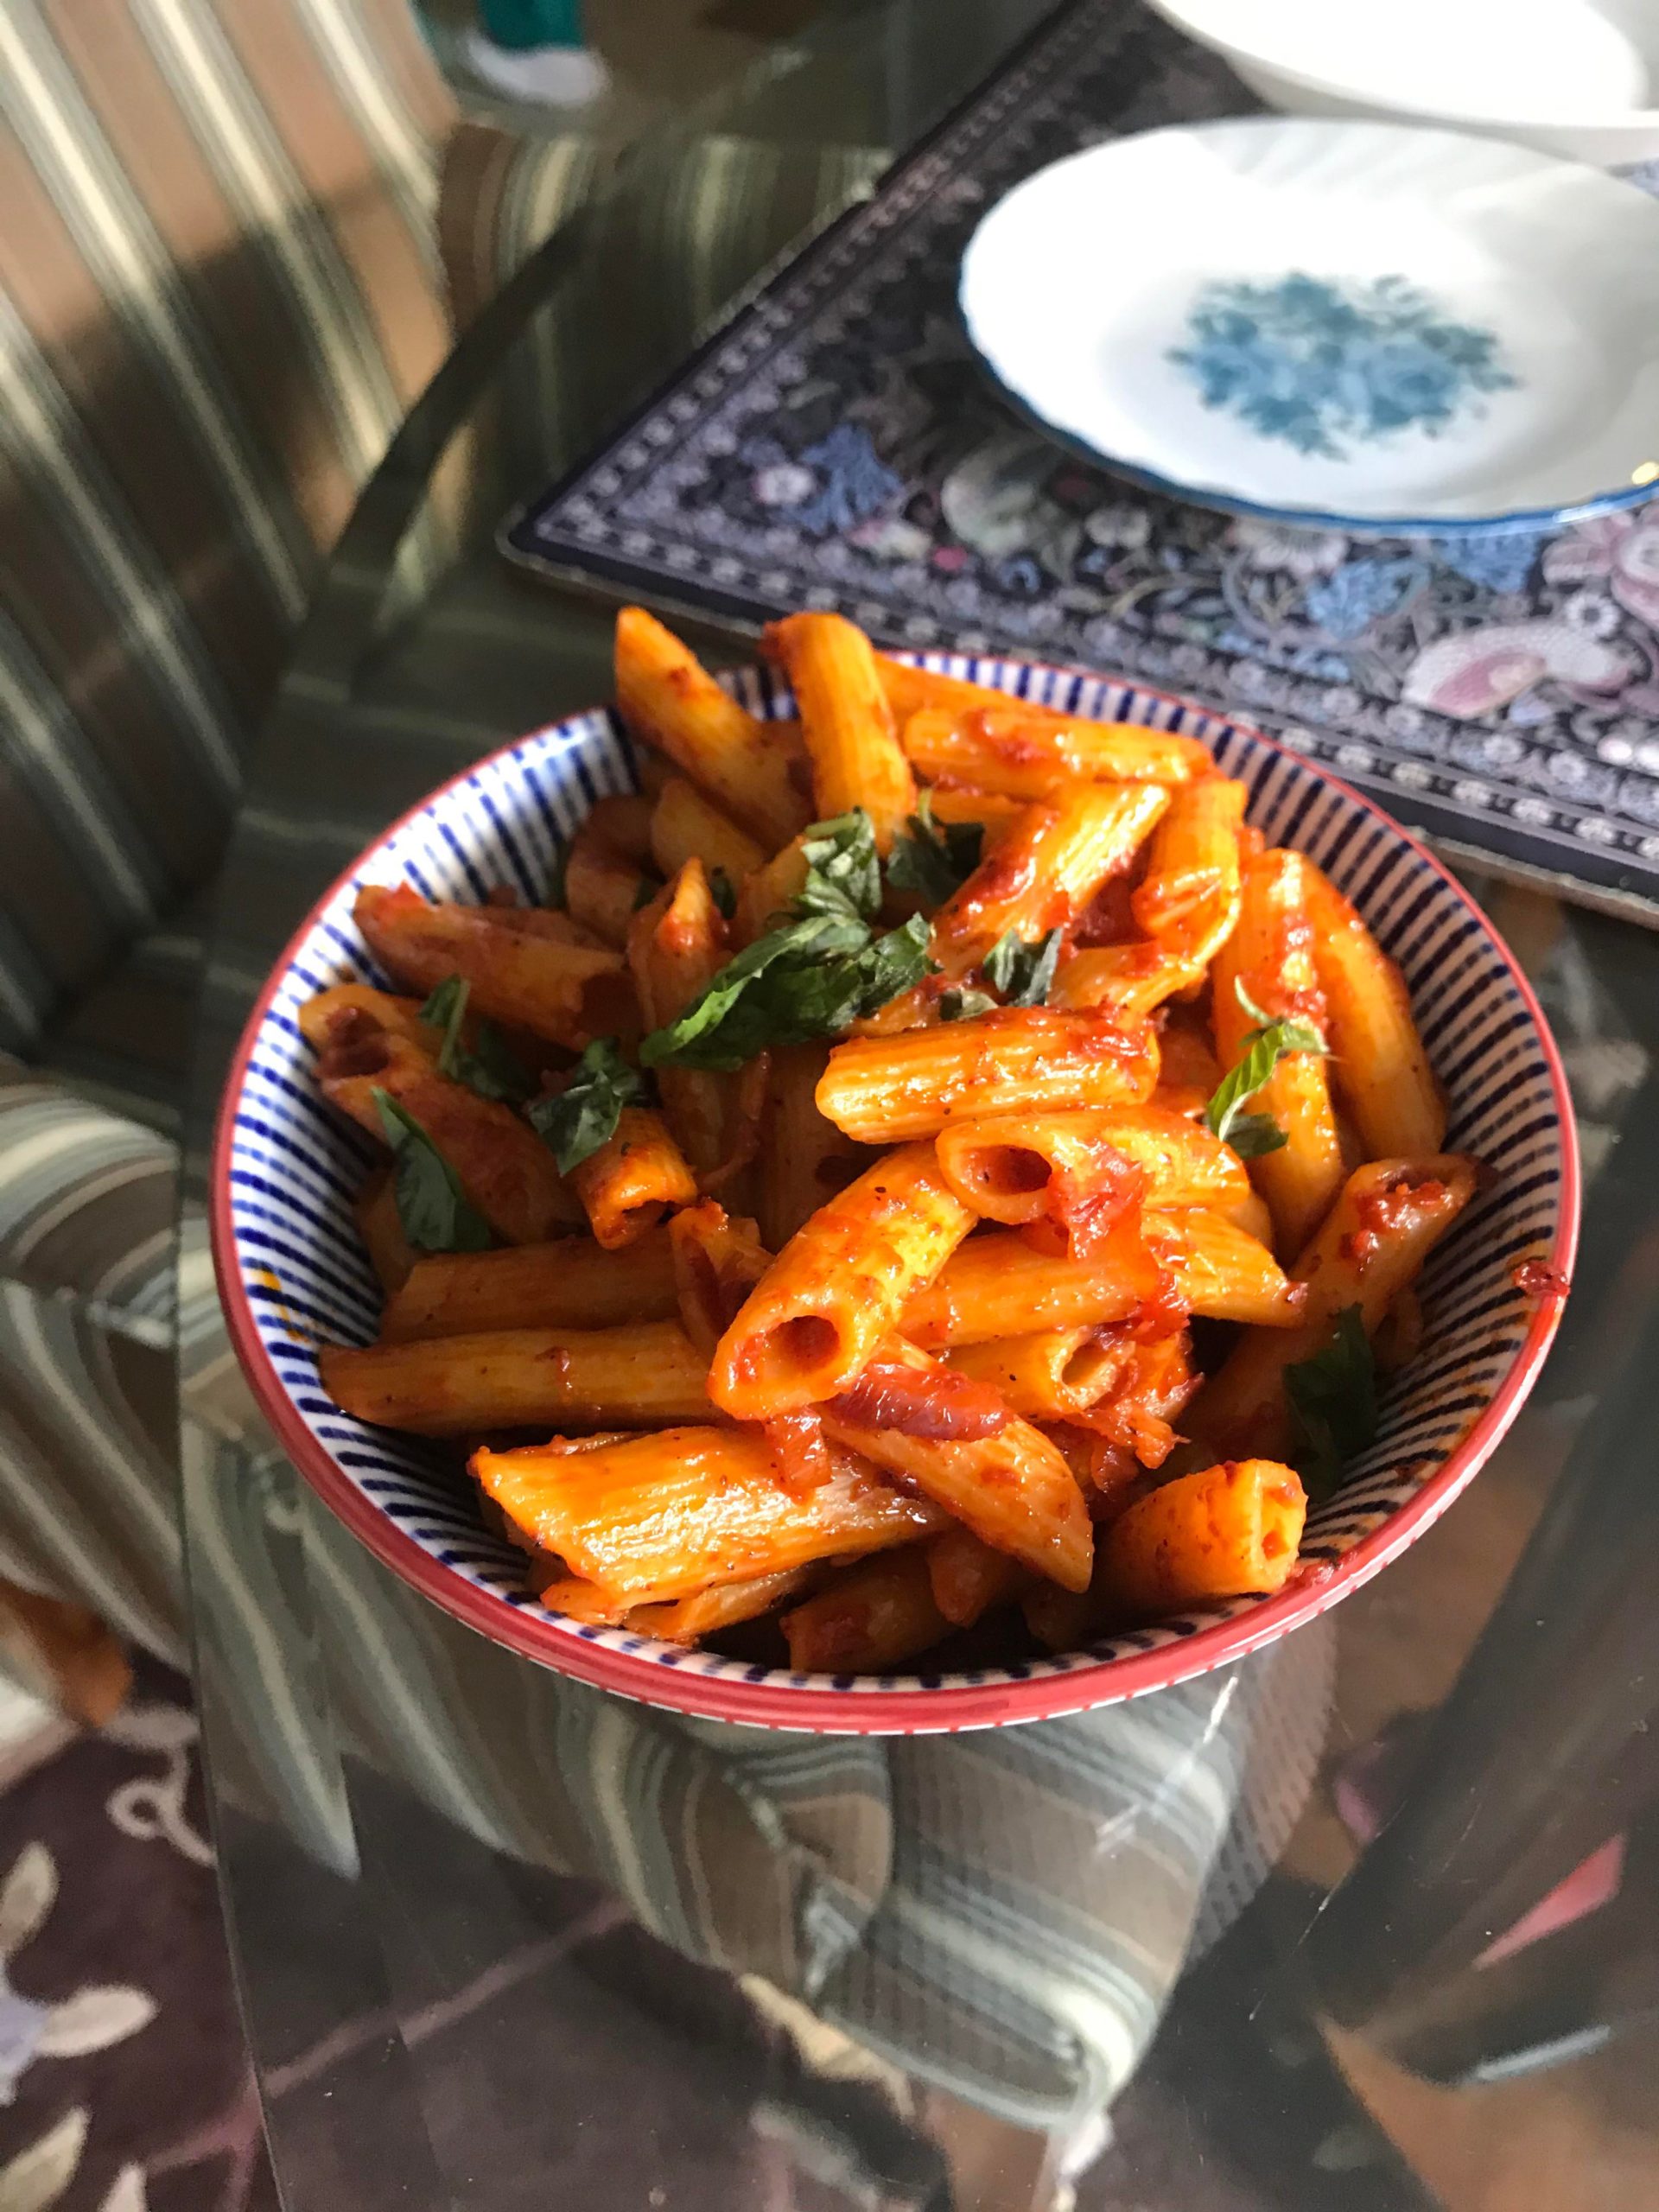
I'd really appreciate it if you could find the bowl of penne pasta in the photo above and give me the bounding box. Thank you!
[212,607,1578,1731]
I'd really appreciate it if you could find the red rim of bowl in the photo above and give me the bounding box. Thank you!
[209,668,1582,1732]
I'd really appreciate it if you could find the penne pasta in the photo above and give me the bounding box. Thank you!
[298,983,430,1052]
[354,883,632,1051]
[354,1166,417,1295]
[758,1042,870,1248]
[933,1105,1248,1232]
[1049,942,1204,1025]
[731,836,809,949]
[1193,1154,1478,1459]
[474,1427,944,1603]
[1211,848,1345,1255]
[766,613,917,851]
[929,784,1168,976]
[899,703,1213,798]
[614,606,810,849]
[649,776,766,888]
[780,1547,950,1674]
[320,1318,715,1436]
[710,1142,975,1417]
[875,654,1076,729]
[668,1199,770,1358]
[945,1327,1130,1421]
[378,1231,678,1342]
[563,795,658,947]
[921,785,1027,837]
[1129,774,1247,969]
[628,1567,813,1645]
[903,1211,1301,1346]
[570,1106,699,1249]
[819,1340,1093,1590]
[628,864,730,1173]
[817,1007,1160,1145]
[926,1526,1027,1628]
[314,1015,579,1246]
[1097,1459,1307,1614]
[1301,860,1447,1160]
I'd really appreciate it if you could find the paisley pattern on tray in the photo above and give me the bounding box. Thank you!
[215,652,1573,1730]
[1168,273,1518,460]
[507,0,1659,915]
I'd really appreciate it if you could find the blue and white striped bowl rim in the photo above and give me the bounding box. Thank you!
[212,652,1579,1734]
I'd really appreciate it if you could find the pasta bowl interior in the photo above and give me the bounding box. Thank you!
[213,620,1578,1732]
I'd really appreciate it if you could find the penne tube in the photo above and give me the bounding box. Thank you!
[876,654,1075,728]
[315,1019,578,1246]
[1301,860,1446,1160]
[1050,942,1203,1024]
[710,1143,975,1417]
[571,1107,699,1249]
[378,1231,678,1342]
[628,1567,812,1645]
[649,776,766,888]
[758,1042,871,1248]
[1193,1154,1478,1459]
[820,1339,1093,1590]
[904,1211,1301,1346]
[479,906,608,950]
[929,784,1168,976]
[817,1007,1160,1145]
[899,704,1213,798]
[1129,775,1247,969]
[921,785,1027,837]
[354,1166,417,1295]
[1023,1580,1096,1655]
[614,607,810,849]
[628,864,730,1173]
[563,796,658,947]
[766,613,918,851]
[1211,849,1344,1255]
[926,1526,1027,1628]
[354,883,632,1050]
[934,1105,1248,1230]
[538,1575,634,1626]
[1097,1459,1306,1615]
[731,836,808,948]
[946,1327,1131,1421]
[298,983,430,1051]
[780,1547,950,1674]
[1070,1330,1197,1471]
[668,1199,770,1358]
[321,1318,714,1436]
[474,1427,944,1603]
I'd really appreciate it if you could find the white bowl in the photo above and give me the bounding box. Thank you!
[959,118,1659,531]
[1146,0,1659,168]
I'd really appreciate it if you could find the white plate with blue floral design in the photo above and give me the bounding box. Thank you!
[958,118,1659,533]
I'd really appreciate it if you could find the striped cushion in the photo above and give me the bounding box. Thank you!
[0,0,456,1052]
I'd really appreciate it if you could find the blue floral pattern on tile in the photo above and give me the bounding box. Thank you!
[1169,274,1518,461]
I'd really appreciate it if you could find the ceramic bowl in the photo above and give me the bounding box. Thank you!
[958,118,1659,532]
[1145,0,1659,169]
[212,652,1578,1733]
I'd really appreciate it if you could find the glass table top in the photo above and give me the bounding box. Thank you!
[177,6,1659,2206]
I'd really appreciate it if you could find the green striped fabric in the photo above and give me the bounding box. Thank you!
[0,0,456,1052]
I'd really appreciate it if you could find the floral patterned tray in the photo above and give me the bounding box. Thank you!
[503,0,1659,917]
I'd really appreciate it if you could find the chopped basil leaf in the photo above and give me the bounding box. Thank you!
[372,1089,493,1253]
[940,985,997,1022]
[1222,1112,1288,1160]
[639,911,931,1071]
[419,975,469,1076]
[416,971,533,1103]
[886,793,984,906]
[982,926,1064,1007]
[709,867,737,921]
[526,1038,648,1174]
[1205,977,1329,1151]
[796,810,882,924]
[1285,1305,1376,1497]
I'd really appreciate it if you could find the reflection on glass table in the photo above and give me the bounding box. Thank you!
[176,7,1659,2207]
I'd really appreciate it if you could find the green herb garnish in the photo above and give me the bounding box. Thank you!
[1204,979,1328,1154]
[418,974,534,1104]
[526,1038,648,1173]
[1285,1306,1377,1497]
[372,1090,493,1253]
[887,793,984,906]
[982,926,1064,1007]
[939,985,998,1022]
[795,810,883,923]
